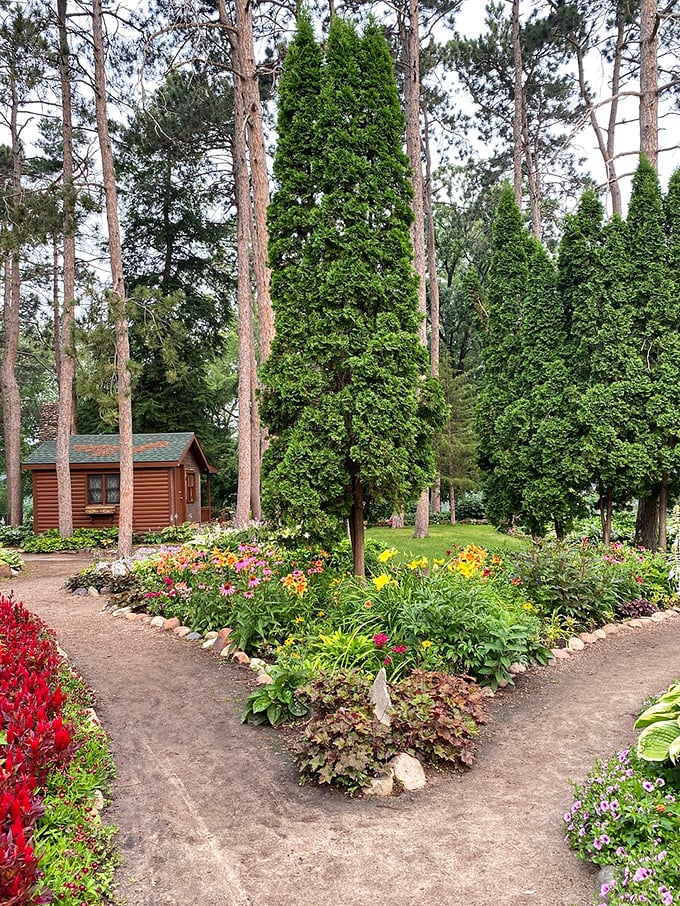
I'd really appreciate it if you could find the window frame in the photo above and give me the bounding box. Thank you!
[87,472,121,506]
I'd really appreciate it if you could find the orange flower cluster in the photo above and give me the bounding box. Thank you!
[281,570,308,596]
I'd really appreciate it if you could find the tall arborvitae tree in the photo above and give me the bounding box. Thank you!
[628,155,677,550]
[261,17,445,576]
[520,236,583,536]
[580,214,651,542]
[477,183,527,525]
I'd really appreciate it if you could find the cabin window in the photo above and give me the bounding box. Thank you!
[88,473,120,505]
[186,471,196,504]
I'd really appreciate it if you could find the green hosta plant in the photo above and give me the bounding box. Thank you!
[635,682,680,763]
[0,545,23,571]
[241,663,312,727]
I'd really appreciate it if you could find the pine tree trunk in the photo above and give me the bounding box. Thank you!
[640,0,659,169]
[233,70,253,530]
[92,0,133,557]
[635,495,659,551]
[250,343,262,522]
[511,0,523,209]
[56,0,76,538]
[2,79,23,526]
[450,485,456,525]
[232,0,274,363]
[400,0,429,540]
[349,468,365,578]
[391,509,405,529]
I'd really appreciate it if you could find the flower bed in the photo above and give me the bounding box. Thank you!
[0,595,116,904]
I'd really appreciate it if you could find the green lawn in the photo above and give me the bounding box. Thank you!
[366,523,527,560]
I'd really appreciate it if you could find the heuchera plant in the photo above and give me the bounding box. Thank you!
[0,595,74,905]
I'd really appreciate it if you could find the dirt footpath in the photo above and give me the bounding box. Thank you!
[5,555,680,906]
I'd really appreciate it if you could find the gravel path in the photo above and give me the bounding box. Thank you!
[5,554,680,906]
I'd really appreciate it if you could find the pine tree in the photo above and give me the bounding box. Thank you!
[261,17,445,576]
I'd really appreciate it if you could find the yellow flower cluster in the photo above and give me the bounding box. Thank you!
[450,543,488,579]
[378,548,398,563]
[372,573,393,591]
[406,556,429,571]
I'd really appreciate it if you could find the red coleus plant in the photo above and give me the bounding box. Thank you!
[0,595,75,905]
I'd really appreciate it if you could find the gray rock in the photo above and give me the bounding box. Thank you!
[112,606,132,617]
[201,637,217,649]
[369,667,392,726]
[389,753,426,791]
[73,587,88,596]
[204,631,219,640]
[91,789,105,812]
[509,662,526,675]
[88,586,100,597]
[596,865,617,902]
[150,615,165,628]
[186,632,202,641]
[174,626,192,638]
[100,586,112,595]
[567,636,585,651]
[363,771,394,797]
[593,628,607,639]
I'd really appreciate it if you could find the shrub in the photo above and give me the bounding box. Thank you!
[635,682,680,764]
[23,528,118,553]
[137,522,196,545]
[295,669,487,794]
[0,524,32,547]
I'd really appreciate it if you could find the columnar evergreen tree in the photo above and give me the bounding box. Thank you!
[628,156,679,550]
[476,183,527,524]
[261,16,445,576]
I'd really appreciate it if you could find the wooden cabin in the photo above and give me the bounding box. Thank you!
[23,432,216,534]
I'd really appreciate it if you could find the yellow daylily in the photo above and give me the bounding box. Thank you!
[372,573,392,591]
[378,548,398,563]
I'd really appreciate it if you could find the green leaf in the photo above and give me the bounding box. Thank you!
[251,696,271,714]
[267,702,282,725]
[637,720,680,762]
[668,734,680,764]
[634,701,680,729]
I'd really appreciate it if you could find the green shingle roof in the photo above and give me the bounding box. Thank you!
[23,433,197,466]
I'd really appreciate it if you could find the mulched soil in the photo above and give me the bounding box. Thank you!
[5,554,680,906]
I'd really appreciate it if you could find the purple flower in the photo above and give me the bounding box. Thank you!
[642,780,655,792]
[593,838,603,851]
[600,800,609,811]
[656,777,666,788]
[633,867,652,882]
[600,834,610,845]
[616,846,627,858]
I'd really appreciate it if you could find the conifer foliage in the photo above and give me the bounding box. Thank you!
[261,16,445,576]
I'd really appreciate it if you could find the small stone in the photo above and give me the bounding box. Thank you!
[627,619,644,628]
[202,638,217,649]
[602,624,620,635]
[204,631,219,640]
[369,668,392,726]
[651,611,666,622]
[139,615,153,624]
[219,645,233,657]
[509,662,527,675]
[480,686,495,698]
[73,587,88,596]
[124,611,141,622]
[112,606,132,617]
[91,789,105,812]
[88,586,100,597]
[100,587,112,595]
[497,677,510,688]
[186,632,202,641]
[0,564,12,579]
[579,632,598,644]
[56,645,69,659]
[567,637,585,651]
[10,568,20,577]
[256,672,274,685]
[233,650,250,666]
[174,626,192,638]
[363,771,394,797]
[389,753,426,791]
[593,629,607,639]
[162,617,181,631]
[212,627,233,653]
[150,615,165,628]
[639,617,653,625]
[551,648,570,660]
[596,865,616,902]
